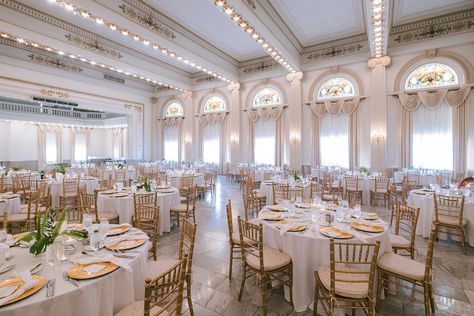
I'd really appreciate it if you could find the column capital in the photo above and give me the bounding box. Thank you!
[181,90,193,100]
[286,71,303,82]
[368,56,391,69]
[227,82,240,92]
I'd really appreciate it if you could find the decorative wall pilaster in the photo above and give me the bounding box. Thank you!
[182,91,195,162]
[286,72,303,170]
[227,83,241,164]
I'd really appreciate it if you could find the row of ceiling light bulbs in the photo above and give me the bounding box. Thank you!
[214,0,298,74]
[46,0,236,84]
[370,0,386,58]
[0,31,186,92]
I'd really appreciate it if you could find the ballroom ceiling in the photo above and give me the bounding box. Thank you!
[0,0,473,92]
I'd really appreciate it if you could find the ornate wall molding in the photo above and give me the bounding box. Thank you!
[28,54,83,73]
[193,75,219,84]
[390,9,474,46]
[367,56,391,69]
[39,89,70,99]
[302,34,368,64]
[124,104,143,112]
[65,34,123,59]
[241,60,282,74]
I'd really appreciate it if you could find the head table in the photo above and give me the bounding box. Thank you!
[255,204,391,312]
[0,226,148,316]
[96,187,180,234]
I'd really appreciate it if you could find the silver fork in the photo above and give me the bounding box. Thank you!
[45,280,51,298]
[62,272,80,287]
[50,279,56,297]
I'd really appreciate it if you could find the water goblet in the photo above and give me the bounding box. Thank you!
[353,204,362,220]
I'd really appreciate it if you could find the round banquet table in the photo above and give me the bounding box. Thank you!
[340,177,375,205]
[96,188,180,234]
[256,205,391,312]
[259,181,311,204]
[0,227,148,316]
[0,193,21,215]
[50,177,99,209]
[99,169,137,182]
[168,174,204,188]
[408,190,474,246]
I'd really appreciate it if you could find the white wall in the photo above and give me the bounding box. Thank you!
[0,121,38,162]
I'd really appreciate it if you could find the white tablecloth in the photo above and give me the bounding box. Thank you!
[168,174,204,188]
[340,177,375,205]
[50,178,99,208]
[259,182,311,204]
[408,190,474,246]
[96,189,180,234]
[394,172,443,187]
[0,194,21,215]
[257,206,391,312]
[0,228,148,316]
[100,169,137,181]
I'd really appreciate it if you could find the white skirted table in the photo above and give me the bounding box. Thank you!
[259,181,311,204]
[408,190,474,246]
[0,227,148,316]
[50,177,99,209]
[96,188,180,234]
[256,205,391,312]
[0,193,21,215]
[168,174,204,188]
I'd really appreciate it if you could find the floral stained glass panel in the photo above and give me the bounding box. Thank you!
[165,102,184,117]
[318,78,355,99]
[204,96,226,113]
[405,63,458,90]
[253,87,282,107]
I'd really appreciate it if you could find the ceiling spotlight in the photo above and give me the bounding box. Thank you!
[80,11,89,18]
[121,30,129,36]
[95,18,104,25]
[64,3,74,11]
[169,52,176,57]
[224,6,234,15]
[152,44,158,49]
[231,14,241,22]
[133,35,140,41]
[257,38,264,43]
[16,38,25,43]
[69,54,76,58]
[108,24,117,31]
[252,32,259,39]
[215,0,226,7]
[31,42,39,47]
[57,51,65,55]
[262,43,269,48]
[90,61,96,65]
[245,27,253,33]
[143,40,150,45]
[239,21,248,28]
[0,33,10,38]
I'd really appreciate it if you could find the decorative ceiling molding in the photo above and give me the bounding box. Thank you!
[40,88,70,99]
[241,59,282,74]
[364,0,389,58]
[193,75,219,84]
[389,9,474,46]
[121,0,238,65]
[302,34,368,54]
[303,42,367,64]
[28,53,83,73]
[0,0,189,76]
[65,34,123,59]
[124,103,143,112]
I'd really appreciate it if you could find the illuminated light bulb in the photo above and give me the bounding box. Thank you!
[196,65,202,69]
[80,11,89,18]
[108,24,117,30]
[80,57,86,62]
[202,68,207,72]
[239,21,248,28]
[1,33,10,38]
[133,35,140,41]
[69,54,76,58]
[224,6,233,15]
[161,48,168,54]
[215,0,225,7]
[177,56,183,60]
[95,18,104,25]
[64,3,74,11]
[90,61,96,65]
[31,42,39,47]
[262,43,269,48]
[121,30,129,36]
[16,38,25,43]
[152,44,158,49]
[132,74,137,77]
[231,14,240,22]
[190,62,196,67]
[246,27,253,33]
[184,59,189,64]
[143,40,150,45]
[257,38,264,43]
[57,51,65,55]
[252,32,259,39]
[169,52,176,57]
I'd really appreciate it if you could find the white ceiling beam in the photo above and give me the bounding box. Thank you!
[364,0,390,58]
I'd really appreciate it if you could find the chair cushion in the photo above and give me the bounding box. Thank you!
[146,259,180,280]
[377,252,425,281]
[114,300,167,316]
[170,204,193,213]
[316,265,369,299]
[436,215,467,226]
[390,234,411,248]
[245,247,291,271]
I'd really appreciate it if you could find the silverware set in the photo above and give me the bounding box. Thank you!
[45,279,56,297]
[62,272,80,287]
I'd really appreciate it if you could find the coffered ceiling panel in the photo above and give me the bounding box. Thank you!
[145,0,266,61]
[269,0,366,47]
[392,0,474,25]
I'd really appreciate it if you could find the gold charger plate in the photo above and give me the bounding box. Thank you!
[295,203,312,209]
[68,262,118,280]
[0,275,46,306]
[259,212,284,221]
[107,225,131,236]
[351,221,384,233]
[158,189,175,193]
[106,238,145,251]
[267,205,286,212]
[275,220,305,232]
[362,213,378,220]
[319,227,353,239]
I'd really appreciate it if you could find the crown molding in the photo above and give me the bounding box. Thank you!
[64,33,123,60]
[28,53,83,73]
[389,9,474,47]
[302,34,369,64]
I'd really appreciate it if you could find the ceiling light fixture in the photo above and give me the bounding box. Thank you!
[368,0,387,58]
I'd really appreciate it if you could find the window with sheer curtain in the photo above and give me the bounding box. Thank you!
[164,127,179,161]
[254,118,276,165]
[411,103,453,170]
[203,123,220,164]
[319,114,349,168]
[45,132,57,164]
[74,134,87,162]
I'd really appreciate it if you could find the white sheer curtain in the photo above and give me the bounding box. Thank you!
[45,132,57,164]
[203,123,220,164]
[319,114,349,168]
[74,134,87,162]
[411,102,453,170]
[164,127,179,162]
[254,118,276,165]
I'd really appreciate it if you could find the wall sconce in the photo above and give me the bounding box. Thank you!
[184,136,192,145]
[372,131,385,144]
[290,134,299,145]
[230,135,239,145]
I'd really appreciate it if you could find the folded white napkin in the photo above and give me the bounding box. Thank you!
[105,234,148,247]
[82,264,106,274]
[0,271,38,305]
[72,254,131,272]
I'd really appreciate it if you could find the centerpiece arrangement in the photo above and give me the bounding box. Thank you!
[359,166,369,175]
[135,177,152,192]
[57,163,66,175]
[291,170,301,182]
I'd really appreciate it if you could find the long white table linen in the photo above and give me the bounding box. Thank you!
[50,177,99,208]
[0,193,21,215]
[168,174,204,188]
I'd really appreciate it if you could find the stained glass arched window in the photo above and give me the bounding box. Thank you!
[253,87,282,107]
[318,77,355,99]
[165,102,184,117]
[203,95,226,113]
[405,63,458,90]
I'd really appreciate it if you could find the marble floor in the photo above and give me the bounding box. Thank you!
[156,176,474,316]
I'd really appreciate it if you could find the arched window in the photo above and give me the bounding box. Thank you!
[203,95,226,113]
[164,102,184,117]
[405,62,458,91]
[317,77,355,100]
[253,87,282,107]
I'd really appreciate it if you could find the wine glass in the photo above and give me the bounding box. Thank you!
[353,204,362,220]
[99,218,109,248]
[82,214,92,232]
[341,200,349,218]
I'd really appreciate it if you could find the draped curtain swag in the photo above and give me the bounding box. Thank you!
[198,112,227,126]
[310,97,360,118]
[162,117,184,128]
[396,86,472,173]
[246,105,284,122]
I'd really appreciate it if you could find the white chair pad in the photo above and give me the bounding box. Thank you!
[317,265,369,299]
[245,247,291,271]
[378,252,425,281]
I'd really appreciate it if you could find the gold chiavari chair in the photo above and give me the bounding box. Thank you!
[114,169,128,187]
[391,203,419,259]
[370,176,390,207]
[0,206,7,231]
[80,191,119,224]
[155,172,168,186]
[344,176,363,205]
[376,230,436,316]
[321,177,338,203]
[9,187,43,231]
[178,176,194,203]
[388,183,408,226]
[237,217,293,316]
[60,178,80,209]
[0,176,13,193]
[289,186,304,202]
[272,182,289,205]
[313,239,381,316]
[115,255,188,316]
[134,192,160,260]
[242,191,261,221]
[309,181,321,203]
[433,194,466,254]
[406,173,422,190]
[146,218,197,316]
[244,176,266,205]
[196,171,214,199]
[170,186,197,225]
[342,190,358,209]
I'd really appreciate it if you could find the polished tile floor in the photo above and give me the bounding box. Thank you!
[156,176,474,315]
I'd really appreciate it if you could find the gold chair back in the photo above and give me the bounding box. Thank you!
[272,182,289,205]
[242,191,261,221]
[433,194,465,226]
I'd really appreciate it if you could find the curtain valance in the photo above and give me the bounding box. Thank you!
[198,112,227,126]
[397,86,471,111]
[70,126,91,135]
[310,97,360,118]
[37,124,62,134]
[162,117,183,128]
[247,106,284,122]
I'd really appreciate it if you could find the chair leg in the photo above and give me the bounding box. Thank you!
[228,244,233,280]
[423,283,431,316]
[375,269,383,312]
[429,282,436,313]
[460,227,467,255]
[313,279,319,316]
[288,266,294,306]
[186,278,194,316]
[238,267,246,301]
[261,275,268,316]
